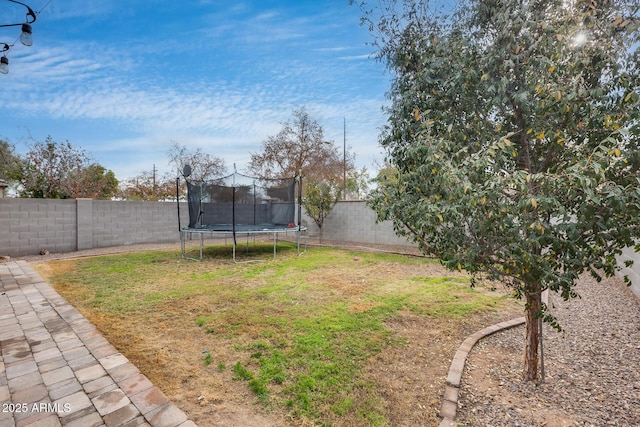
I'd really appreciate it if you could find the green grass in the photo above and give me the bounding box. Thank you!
[46,242,513,425]
[203,352,212,366]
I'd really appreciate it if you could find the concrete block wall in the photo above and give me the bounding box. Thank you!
[302,200,414,247]
[91,200,185,248]
[2,197,639,299]
[77,199,93,250]
[0,199,189,257]
[1,198,412,257]
[0,199,77,256]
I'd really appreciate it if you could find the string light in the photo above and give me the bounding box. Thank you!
[0,56,8,74]
[0,0,38,74]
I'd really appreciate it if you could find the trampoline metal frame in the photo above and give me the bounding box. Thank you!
[179,226,307,263]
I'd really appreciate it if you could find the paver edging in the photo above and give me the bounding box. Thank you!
[438,316,525,425]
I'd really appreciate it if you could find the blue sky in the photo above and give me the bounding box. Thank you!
[0,0,393,181]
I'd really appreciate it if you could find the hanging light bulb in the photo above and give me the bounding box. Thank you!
[0,1,37,76]
[0,57,8,74]
[20,24,32,46]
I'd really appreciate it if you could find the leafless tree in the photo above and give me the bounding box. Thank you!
[167,141,226,182]
[247,107,353,181]
[118,169,176,201]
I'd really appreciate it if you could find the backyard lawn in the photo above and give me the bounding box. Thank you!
[34,242,522,426]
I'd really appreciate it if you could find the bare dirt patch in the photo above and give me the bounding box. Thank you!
[367,307,523,427]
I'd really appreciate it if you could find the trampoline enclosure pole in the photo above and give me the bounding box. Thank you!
[297,171,302,228]
[176,177,181,231]
[232,184,237,246]
[297,171,302,254]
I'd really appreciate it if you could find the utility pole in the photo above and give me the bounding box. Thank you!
[343,118,346,200]
[152,164,157,195]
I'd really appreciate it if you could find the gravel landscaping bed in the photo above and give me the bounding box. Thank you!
[456,274,640,426]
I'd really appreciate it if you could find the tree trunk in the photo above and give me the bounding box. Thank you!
[523,284,542,381]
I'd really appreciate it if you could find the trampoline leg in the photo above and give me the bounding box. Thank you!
[296,228,307,256]
[180,231,206,262]
[273,232,277,261]
[233,239,237,263]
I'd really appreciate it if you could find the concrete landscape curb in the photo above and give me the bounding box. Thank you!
[438,317,525,426]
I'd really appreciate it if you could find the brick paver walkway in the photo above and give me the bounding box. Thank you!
[0,260,196,427]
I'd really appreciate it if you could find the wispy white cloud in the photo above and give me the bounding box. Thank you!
[39,0,117,20]
[0,1,389,179]
[315,47,349,52]
[339,54,375,60]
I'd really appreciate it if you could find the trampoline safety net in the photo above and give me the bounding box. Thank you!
[185,172,298,231]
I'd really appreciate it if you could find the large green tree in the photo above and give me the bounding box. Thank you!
[345,166,371,200]
[357,0,640,380]
[73,164,119,199]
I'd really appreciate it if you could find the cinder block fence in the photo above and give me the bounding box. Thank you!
[1,198,78,255]
[1,197,638,298]
[0,198,188,256]
[301,201,412,247]
[0,198,412,258]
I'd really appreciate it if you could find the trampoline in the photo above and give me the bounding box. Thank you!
[178,169,307,262]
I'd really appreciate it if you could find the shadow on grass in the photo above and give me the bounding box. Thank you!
[182,240,300,262]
